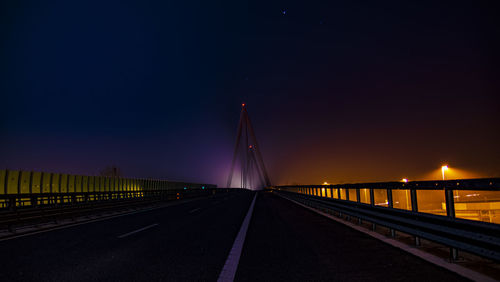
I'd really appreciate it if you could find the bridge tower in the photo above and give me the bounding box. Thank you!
[227,104,271,189]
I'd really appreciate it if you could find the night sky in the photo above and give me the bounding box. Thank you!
[1,0,499,187]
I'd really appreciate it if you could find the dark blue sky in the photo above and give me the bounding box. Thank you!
[1,0,499,186]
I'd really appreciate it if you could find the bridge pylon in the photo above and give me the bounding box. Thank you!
[226,104,271,189]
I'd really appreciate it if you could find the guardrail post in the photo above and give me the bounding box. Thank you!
[410,189,420,246]
[445,188,459,261]
[445,189,456,218]
[48,173,53,204]
[59,175,64,204]
[4,169,8,195]
[387,189,393,208]
[390,229,396,238]
[9,197,16,211]
[369,189,375,206]
[17,171,22,207]
[39,172,44,206]
[29,171,33,194]
[387,188,396,237]
[29,171,37,207]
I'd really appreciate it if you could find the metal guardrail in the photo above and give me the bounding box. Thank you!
[272,178,500,262]
[0,189,216,210]
[0,188,233,232]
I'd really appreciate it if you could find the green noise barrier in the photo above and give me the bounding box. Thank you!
[0,169,217,208]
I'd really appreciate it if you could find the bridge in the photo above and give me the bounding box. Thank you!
[0,106,499,281]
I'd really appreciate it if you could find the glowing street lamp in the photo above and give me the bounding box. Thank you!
[441,165,449,180]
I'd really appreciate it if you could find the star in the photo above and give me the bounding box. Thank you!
[282,9,286,15]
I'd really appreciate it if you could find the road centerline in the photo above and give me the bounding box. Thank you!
[217,192,257,282]
[117,223,159,239]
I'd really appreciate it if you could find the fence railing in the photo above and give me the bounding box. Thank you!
[0,169,216,209]
[273,178,500,224]
[0,188,236,232]
[271,178,500,261]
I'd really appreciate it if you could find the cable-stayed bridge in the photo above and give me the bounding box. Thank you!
[0,106,499,281]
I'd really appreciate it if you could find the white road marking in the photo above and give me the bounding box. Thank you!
[189,208,201,214]
[217,193,257,282]
[117,223,159,239]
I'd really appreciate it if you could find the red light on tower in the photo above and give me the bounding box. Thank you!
[249,145,253,149]
[242,103,245,107]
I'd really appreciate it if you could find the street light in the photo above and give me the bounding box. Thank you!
[441,165,449,180]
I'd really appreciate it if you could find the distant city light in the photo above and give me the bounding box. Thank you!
[441,165,449,180]
[401,178,408,183]
[323,181,329,185]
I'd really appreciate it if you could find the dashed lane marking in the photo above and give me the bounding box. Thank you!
[189,208,201,214]
[117,223,159,239]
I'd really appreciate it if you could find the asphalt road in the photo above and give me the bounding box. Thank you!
[0,190,255,281]
[0,190,472,281]
[235,191,468,282]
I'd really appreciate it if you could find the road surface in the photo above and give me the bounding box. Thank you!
[0,190,469,281]
[235,191,467,281]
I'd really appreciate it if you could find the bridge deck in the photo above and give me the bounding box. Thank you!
[0,190,478,281]
[235,192,467,281]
